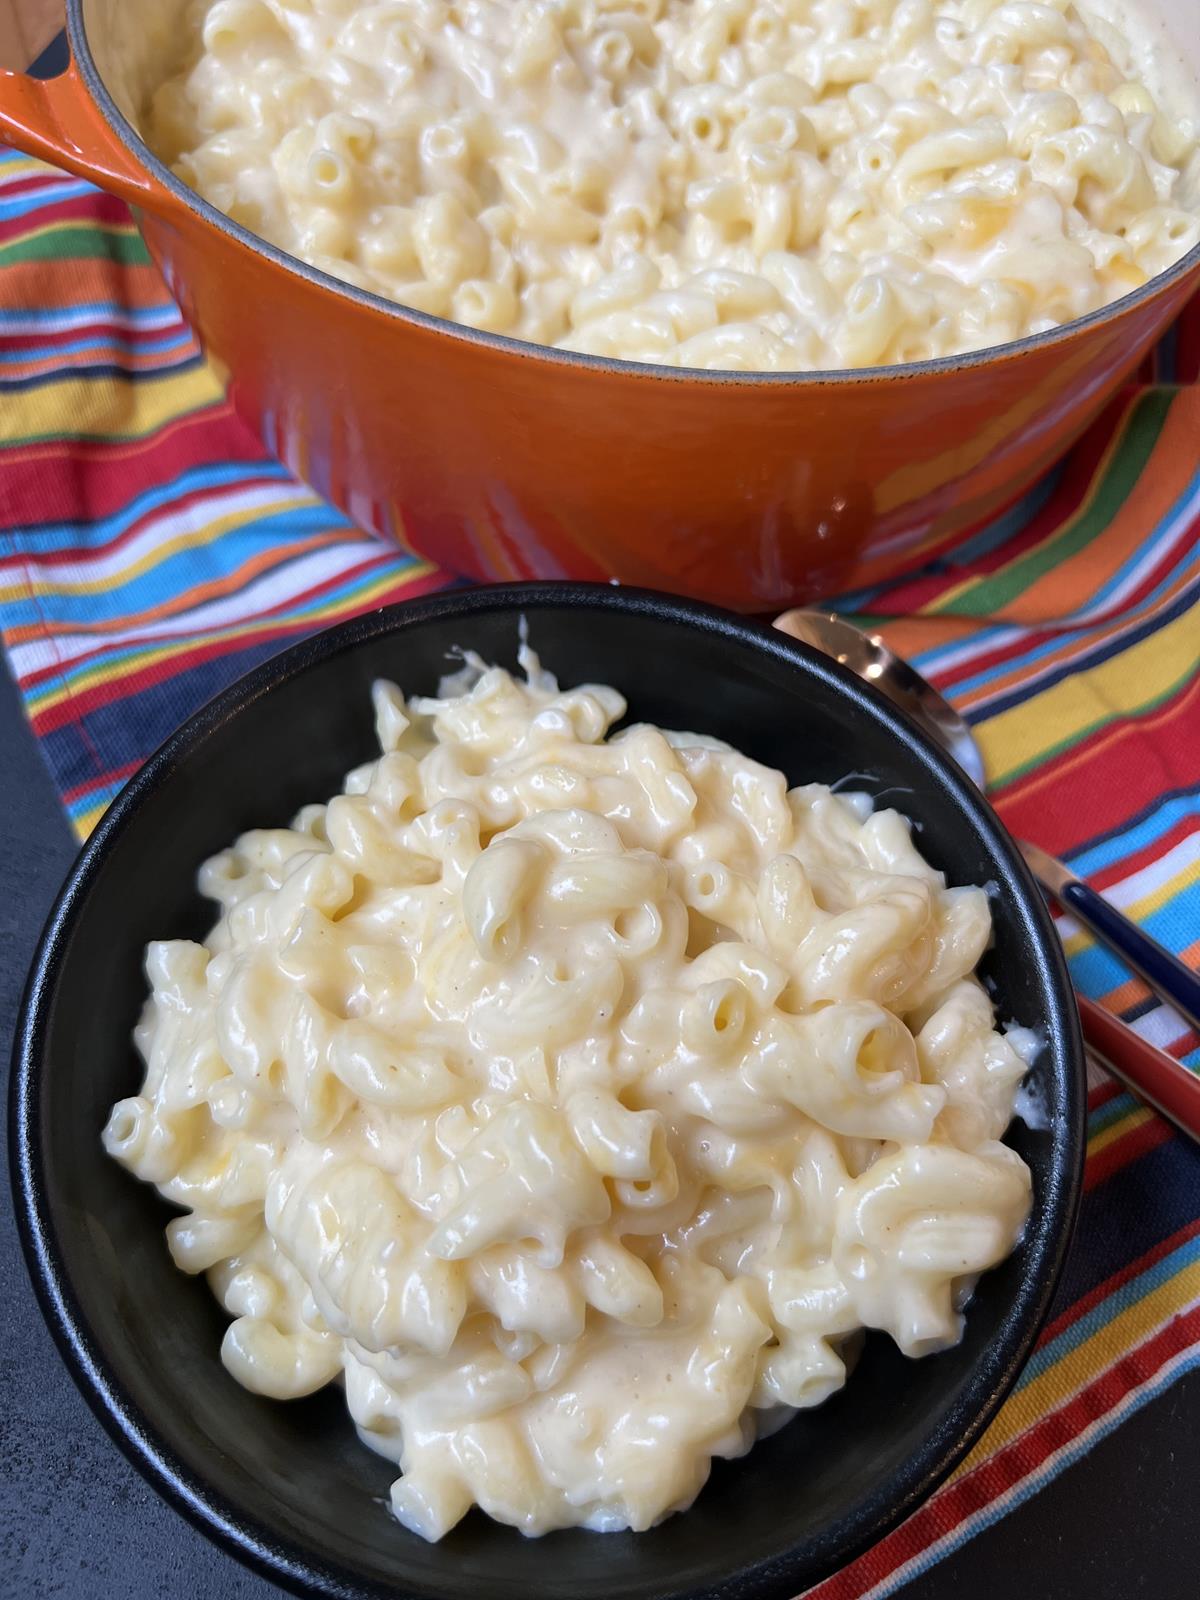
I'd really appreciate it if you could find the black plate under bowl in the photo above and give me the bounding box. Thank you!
[11,583,1085,1600]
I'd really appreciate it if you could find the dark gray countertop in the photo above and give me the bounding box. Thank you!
[2,653,1197,1600]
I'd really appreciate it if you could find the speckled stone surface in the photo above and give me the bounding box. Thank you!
[2,653,1197,1600]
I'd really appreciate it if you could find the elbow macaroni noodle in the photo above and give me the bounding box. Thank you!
[106,645,1036,1539]
[144,0,1200,369]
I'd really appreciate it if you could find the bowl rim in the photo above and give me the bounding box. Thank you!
[10,581,1087,1600]
[67,0,1200,390]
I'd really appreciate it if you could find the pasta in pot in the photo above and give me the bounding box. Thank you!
[105,642,1035,1540]
[144,0,1200,370]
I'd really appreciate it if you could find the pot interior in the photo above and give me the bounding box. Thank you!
[82,0,1200,205]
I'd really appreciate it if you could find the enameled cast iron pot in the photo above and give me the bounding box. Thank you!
[12,585,1086,1600]
[1,2,1198,607]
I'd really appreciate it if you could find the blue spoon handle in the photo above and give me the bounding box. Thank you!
[1020,840,1200,1035]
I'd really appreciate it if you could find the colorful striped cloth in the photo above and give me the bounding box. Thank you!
[1,144,1198,1597]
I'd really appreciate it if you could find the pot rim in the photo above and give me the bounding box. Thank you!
[65,0,1200,389]
[12,581,1087,1600]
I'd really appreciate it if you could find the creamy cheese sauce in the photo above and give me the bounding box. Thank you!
[142,0,1200,369]
[105,647,1035,1539]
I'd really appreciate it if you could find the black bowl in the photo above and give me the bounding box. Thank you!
[11,583,1085,1600]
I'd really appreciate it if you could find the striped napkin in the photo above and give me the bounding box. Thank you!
[1,145,1197,1599]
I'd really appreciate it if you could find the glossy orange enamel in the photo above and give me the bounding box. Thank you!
[2,27,1198,610]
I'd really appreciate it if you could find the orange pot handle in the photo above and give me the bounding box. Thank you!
[0,53,157,207]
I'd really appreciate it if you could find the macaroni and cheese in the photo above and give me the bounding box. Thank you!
[105,646,1035,1539]
[145,0,1200,369]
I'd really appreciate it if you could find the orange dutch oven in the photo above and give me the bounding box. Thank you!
[1,1,1198,609]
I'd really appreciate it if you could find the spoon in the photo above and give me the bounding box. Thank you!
[775,608,1200,1142]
